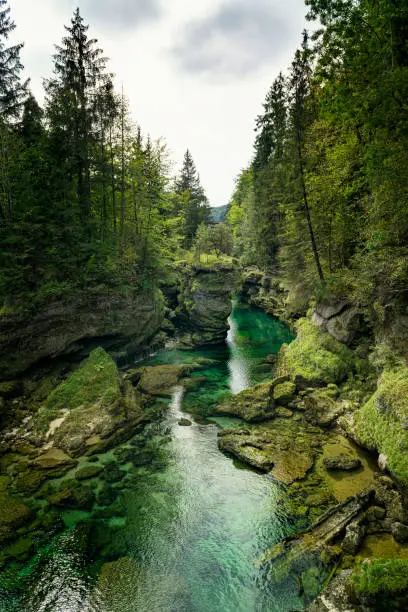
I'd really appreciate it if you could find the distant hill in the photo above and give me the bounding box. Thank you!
[211,205,228,224]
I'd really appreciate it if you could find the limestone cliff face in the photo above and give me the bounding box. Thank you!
[0,287,165,380]
[176,262,240,345]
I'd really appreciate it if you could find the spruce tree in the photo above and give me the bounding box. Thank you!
[176,149,210,247]
[45,8,110,221]
[0,0,26,119]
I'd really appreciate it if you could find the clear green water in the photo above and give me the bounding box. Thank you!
[0,301,302,612]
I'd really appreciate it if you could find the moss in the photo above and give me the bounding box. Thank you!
[273,381,296,406]
[354,366,408,486]
[45,348,120,412]
[351,559,408,598]
[213,382,273,422]
[278,318,355,387]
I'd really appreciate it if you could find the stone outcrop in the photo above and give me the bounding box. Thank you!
[212,382,275,422]
[176,262,240,346]
[277,318,356,389]
[241,268,287,318]
[217,418,322,484]
[0,287,165,380]
[341,366,408,488]
[312,300,362,345]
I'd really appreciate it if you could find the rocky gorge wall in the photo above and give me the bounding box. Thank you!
[170,262,240,347]
[0,287,165,381]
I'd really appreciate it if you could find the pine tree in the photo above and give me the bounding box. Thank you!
[0,0,26,119]
[45,8,110,221]
[175,149,210,247]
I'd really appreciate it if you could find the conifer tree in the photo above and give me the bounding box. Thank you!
[0,0,26,119]
[45,8,111,221]
[175,149,210,247]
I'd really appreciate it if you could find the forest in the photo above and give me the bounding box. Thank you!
[1,1,408,610]
[0,2,213,306]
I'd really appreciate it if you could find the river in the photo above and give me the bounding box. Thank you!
[1,300,305,612]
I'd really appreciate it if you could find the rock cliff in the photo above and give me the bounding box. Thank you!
[176,262,240,346]
[0,287,165,380]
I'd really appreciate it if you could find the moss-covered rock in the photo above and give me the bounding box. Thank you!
[303,389,346,428]
[350,559,408,608]
[0,492,34,543]
[218,418,322,484]
[29,348,147,456]
[278,318,356,389]
[272,381,296,406]
[212,382,274,423]
[350,366,408,487]
[138,364,191,396]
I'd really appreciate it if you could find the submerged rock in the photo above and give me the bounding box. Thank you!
[75,465,104,481]
[323,456,362,471]
[0,492,34,543]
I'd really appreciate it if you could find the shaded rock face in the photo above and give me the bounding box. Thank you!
[176,263,240,346]
[312,300,362,345]
[241,268,287,318]
[0,287,165,380]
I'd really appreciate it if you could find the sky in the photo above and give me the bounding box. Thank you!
[10,0,308,207]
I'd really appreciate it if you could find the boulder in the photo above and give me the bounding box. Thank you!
[323,456,362,471]
[272,381,296,406]
[342,521,365,554]
[31,448,77,471]
[351,366,408,487]
[138,364,190,396]
[213,382,274,423]
[304,390,345,428]
[392,522,408,543]
[178,418,192,426]
[277,318,356,389]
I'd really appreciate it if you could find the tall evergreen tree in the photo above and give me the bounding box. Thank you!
[0,0,26,119]
[175,149,210,247]
[45,8,111,221]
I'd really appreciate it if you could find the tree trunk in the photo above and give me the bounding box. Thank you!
[297,140,325,282]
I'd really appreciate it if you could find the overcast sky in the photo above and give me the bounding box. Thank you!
[10,0,308,207]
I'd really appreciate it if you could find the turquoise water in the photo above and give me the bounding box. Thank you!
[0,301,301,612]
